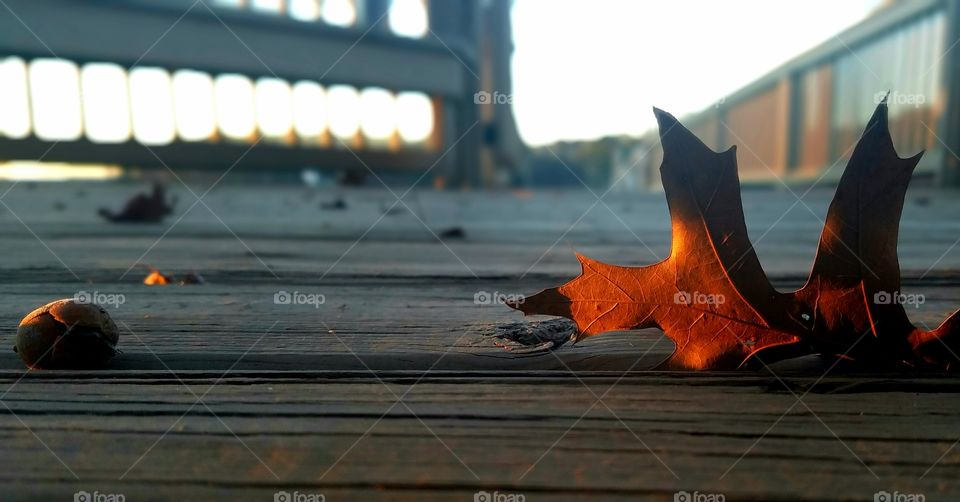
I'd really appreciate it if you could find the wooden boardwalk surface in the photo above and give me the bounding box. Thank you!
[0,181,959,501]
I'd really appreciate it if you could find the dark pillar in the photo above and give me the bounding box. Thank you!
[474,0,527,186]
[429,0,481,187]
[362,0,392,33]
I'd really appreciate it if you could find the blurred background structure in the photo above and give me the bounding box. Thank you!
[613,0,960,190]
[2,0,960,190]
[0,0,525,187]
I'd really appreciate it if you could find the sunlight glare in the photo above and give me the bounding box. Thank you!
[214,74,258,141]
[322,0,357,27]
[388,0,429,38]
[29,59,83,141]
[81,63,131,144]
[0,57,31,139]
[129,67,177,145]
[292,81,328,141]
[255,78,294,139]
[0,162,122,181]
[172,70,218,142]
[359,87,396,141]
[327,85,361,141]
[395,92,434,144]
[251,0,283,14]
[290,0,321,21]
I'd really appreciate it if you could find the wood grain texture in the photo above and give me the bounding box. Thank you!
[0,182,958,500]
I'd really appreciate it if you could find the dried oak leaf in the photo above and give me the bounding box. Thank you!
[509,102,960,370]
[143,268,205,286]
[98,182,176,223]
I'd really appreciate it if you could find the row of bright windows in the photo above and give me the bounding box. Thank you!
[0,57,436,148]
[212,0,430,38]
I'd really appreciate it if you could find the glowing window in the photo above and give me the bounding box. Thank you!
[359,87,396,141]
[388,0,429,38]
[255,78,294,139]
[290,0,321,21]
[327,85,360,141]
[322,0,356,27]
[0,57,31,139]
[395,91,434,144]
[172,70,217,142]
[214,74,257,141]
[292,81,328,140]
[212,0,245,7]
[29,59,83,141]
[80,63,131,144]
[129,68,177,145]
[251,0,283,14]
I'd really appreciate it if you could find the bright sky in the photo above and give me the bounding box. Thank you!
[511,0,885,145]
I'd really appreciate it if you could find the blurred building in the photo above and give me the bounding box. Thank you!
[622,0,960,190]
[610,140,653,192]
[0,0,524,186]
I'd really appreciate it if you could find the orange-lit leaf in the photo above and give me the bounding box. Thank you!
[144,270,171,286]
[509,102,960,371]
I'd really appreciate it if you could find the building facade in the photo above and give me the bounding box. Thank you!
[625,0,960,190]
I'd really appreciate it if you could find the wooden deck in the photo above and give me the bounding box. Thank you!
[1,181,959,501]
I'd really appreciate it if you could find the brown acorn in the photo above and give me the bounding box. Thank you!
[15,299,120,369]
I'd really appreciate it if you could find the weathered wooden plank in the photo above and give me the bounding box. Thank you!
[0,377,957,501]
[0,183,958,501]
